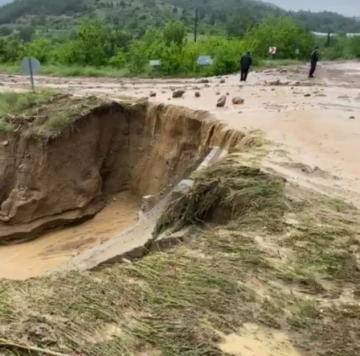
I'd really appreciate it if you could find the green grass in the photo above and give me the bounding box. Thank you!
[257,59,305,68]
[0,90,55,115]
[0,64,131,78]
[0,59,305,79]
[0,154,359,355]
[156,162,287,234]
[0,91,109,137]
[0,90,57,133]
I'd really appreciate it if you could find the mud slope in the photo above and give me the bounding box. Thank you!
[0,96,242,244]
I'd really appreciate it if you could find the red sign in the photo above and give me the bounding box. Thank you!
[269,46,277,54]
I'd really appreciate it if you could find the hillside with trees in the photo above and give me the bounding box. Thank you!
[0,1,358,78]
[0,0,359,39]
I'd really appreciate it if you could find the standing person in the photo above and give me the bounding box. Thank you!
[309,47,319,78]
[240,51,252,82]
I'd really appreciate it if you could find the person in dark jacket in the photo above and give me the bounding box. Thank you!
[309,47,319,78]
[240,51,252,81]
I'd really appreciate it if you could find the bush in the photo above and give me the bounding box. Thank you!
[244,16,315,59]
[108,50,126,68]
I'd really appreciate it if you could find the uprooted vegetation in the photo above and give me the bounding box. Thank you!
[0,152,359,356]
[156,159,287,234]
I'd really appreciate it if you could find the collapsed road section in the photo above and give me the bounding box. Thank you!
[0,93,243,278]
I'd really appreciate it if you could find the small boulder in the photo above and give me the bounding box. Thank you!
[172,90,185,98]
[349,116,355,120]
[149,91,156,97]
[304,93,311,97]
[232,97,245,105]
[195,92,201,98]
[220,79,226,84]
[199,79,210,84]
[2,140,9,147]
[216,95,227,108]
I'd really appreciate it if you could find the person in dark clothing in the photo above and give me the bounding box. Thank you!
[240,51,252,81]
[309,47,319,78]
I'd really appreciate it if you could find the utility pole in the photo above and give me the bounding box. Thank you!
[194,8,198,42]
[326,31,331,47]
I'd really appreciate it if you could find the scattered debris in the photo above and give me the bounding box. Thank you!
[216,95,227,107]
[270,79,281,86]
[232,97,245,105]
[172,90,185,98]
[269,80,290,86]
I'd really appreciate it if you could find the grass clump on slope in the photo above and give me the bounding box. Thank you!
[0,91,107,137]
[156,158,287,234]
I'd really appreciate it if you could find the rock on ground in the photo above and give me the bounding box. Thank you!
[172,90,185,98]
[232,97,245,105]
[217,95,227,108]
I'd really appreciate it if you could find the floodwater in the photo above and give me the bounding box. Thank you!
[0,191,141,280]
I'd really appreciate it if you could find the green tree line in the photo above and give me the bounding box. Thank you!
[0,16,359,76]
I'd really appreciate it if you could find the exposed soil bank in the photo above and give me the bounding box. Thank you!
[0,97,242,244]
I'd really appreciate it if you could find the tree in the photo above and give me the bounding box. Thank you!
[226,8,255,38]
[0,26,12,36]
[23,38,53,63]
[244,16,314,59]
[127,40,147,74]
[73,18,107,66]
[18,26,35,42]
[163,21,186,46]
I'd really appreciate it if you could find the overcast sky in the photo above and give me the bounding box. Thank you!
[265,0,360,16]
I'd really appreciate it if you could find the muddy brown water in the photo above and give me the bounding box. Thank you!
[0,191,141,280]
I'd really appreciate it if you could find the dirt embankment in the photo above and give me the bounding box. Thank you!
[0,97,242,244]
